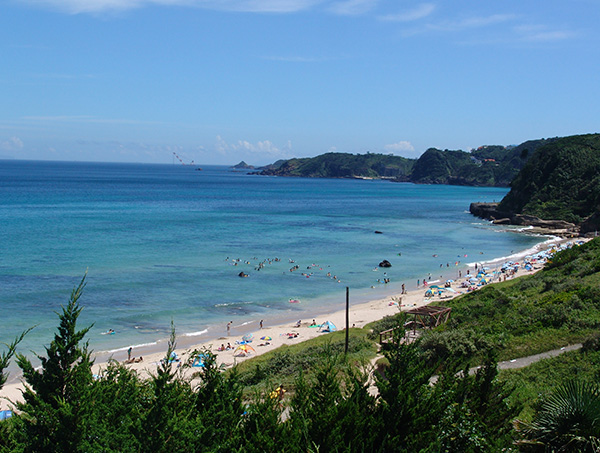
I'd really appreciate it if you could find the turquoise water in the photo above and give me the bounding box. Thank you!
[0,160,543,358]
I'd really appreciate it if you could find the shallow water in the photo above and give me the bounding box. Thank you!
[0,160,543,357]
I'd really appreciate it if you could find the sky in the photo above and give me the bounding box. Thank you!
[1,0,599,165]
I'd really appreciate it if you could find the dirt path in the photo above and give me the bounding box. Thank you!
[370,343,584,390]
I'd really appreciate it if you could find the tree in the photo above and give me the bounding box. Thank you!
[14,274,94,452]
[0,329,30,391]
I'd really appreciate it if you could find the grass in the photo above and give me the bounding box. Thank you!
[499,346,600,421]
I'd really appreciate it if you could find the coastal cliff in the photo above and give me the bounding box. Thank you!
[469,132,600,236]
[469,202,579,236]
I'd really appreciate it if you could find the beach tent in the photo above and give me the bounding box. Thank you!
[319,320,337,333]
[192,353,207,367]
[242,333,254,342]
[0,411,12,421]
[260,336,272,341]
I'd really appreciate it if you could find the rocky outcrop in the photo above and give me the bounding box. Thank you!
[379,260,392,268]
[581,212,600,235]
[469,203,509,220]
[231,161,254,169]
[470,202,579,236]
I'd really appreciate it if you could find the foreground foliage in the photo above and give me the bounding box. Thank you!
[1,277,519,452]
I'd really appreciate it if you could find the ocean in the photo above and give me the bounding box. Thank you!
[0,160,544,362]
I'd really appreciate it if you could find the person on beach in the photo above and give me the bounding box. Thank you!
[127,347,132,361]
[401,283,405,294]
[259,319,263,329]
[227,321,232,335]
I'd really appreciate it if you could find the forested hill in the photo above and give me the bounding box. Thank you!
[255,138,553,187]
[255,152,415,180]
[497,133,600,231]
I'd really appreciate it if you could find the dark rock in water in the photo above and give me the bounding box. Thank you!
[238,272,249,277]
[374,230,383,234]
[469,202,508,220]
[379,260,392,268]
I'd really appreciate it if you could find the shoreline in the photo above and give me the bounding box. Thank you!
[1,234,582,411]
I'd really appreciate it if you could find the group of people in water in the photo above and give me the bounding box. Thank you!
[227,255,343,283]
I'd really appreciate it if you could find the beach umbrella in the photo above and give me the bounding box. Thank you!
[242,333,254,342]
[234,344,255,356]
[260,336,272,341]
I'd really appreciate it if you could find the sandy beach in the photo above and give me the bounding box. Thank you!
[0,236,581,411]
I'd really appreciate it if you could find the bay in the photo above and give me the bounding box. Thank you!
[0,160,542,356]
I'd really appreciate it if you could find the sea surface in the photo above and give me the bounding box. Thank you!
[0,160,545,361]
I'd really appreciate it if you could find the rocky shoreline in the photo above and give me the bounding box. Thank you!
[469,202,583,237]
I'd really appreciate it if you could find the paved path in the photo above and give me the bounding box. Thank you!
[493,343,582,371]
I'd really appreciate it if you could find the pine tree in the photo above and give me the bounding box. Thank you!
[14,274,94,452]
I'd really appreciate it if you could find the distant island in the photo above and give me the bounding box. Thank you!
[230,161,255,170]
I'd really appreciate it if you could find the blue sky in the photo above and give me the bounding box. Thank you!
[1,0,598,165]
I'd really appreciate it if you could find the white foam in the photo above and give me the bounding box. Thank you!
[105,341,159,354]
[183,329,208,337]
[466,236,563,268]
[213,301,254,307]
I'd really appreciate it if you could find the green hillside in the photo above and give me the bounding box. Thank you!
[498,133,600,226]
[258,152,414,179]
[256,138,553,186]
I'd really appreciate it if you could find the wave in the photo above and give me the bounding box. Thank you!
[183,329,208,337]
[214,301,255,307]
[104,341,160,354]
[467,236,562,268]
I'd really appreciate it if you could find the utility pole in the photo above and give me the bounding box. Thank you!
[345,286,349,354]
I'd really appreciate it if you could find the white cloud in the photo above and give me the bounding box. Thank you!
[379,3,435,22]
[16,0,326,14]
[328,0,378,16]
[429,13,515,32]
[1,136,24,151]
[215,135,293,162]
[514,24,574,42]
[384,141,414,153]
